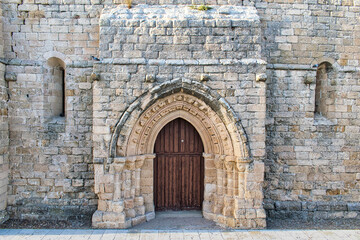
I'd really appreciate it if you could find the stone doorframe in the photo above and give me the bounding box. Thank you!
[92,78,266,229]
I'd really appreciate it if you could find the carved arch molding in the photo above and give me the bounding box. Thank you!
[124,92,244,158]
[92,80,264,229]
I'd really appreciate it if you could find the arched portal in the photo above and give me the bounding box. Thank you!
[154,118,204,211]
[92,79,266,229]
[125,92,235,157]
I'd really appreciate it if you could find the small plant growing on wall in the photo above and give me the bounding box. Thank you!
[189,4,212,11]
[189,0,212,11]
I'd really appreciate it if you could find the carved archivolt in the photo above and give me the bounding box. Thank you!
[124,93,233,157]
[112,78,250,161]
[95,80,258,229]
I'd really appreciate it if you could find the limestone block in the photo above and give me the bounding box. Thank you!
[124,199,134,208]
[256,209,266,219]
[236,219,250,228]
[226,217,236,228]
[94,222,108,228]
[110,201,124,213]
[216,215,227,226]
[213,205,223,214]
[245,209,256,219]
[135,206,145,215]
[255,218,267,228]
[203,211,216,221]
[131,215,146,226]
[103,222,118,228]
[123,220,132,229]
[98,193,113,200]
[98,200,107,211]
[102,211,125,223]
[92,210,103,223]
[146,211,155,221]
[202,201,212,213]
[125,208,136,218]
[134,196,144,206]
[235,209,246,219]
[344,211,358,218]
[104,183,114,193]
[145,203,154,212]
[79,83,92,90]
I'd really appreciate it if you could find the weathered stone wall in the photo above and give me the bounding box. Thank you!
[0,2,10,224]
[91,5,267,228]
[256,0,360,220]
[0,0,359,226]
[2,0,102,220]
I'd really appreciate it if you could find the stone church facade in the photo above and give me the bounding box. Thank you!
[0,0,359,229]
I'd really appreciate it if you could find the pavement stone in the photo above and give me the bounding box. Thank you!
[1,229,360,240]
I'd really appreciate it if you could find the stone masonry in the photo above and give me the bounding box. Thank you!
[91,5,267,228]
[0,0,358,229]
[0,2,9,224]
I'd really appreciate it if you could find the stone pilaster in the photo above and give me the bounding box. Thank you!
[92,154,155,228]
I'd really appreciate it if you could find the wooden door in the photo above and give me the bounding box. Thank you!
[154,118,204,211]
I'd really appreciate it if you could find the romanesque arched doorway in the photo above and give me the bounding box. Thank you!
[92,80,265,229]
[154,118,204,211]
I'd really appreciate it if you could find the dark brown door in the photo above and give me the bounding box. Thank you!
[154,118,204,211]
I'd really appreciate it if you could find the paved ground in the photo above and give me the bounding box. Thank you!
[1,228,360,240]
[132,211,224,230]
[1,211,360,239]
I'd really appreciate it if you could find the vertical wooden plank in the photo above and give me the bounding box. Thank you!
[154,118,204,211]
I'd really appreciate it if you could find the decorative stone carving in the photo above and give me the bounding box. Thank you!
[101,91,264,229]
[255,73,267,82]
[125,93,234,157]
[92,154,154,229]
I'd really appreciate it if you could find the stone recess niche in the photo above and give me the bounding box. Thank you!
[92,5,267,229]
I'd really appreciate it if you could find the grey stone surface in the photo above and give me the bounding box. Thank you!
[0,0,359,227]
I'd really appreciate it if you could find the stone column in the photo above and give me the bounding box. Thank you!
[92,157,127,228]
[132,155,146,225]
[234,157,253,229]
[214,155,225,215]
[112,158,125,201]
[202,153,216,220]
[236,158,249,199]
[141,154,156,221]
[223,156,236,217]
[93,155,154,228]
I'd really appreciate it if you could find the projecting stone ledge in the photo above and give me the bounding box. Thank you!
[100,5,260,26]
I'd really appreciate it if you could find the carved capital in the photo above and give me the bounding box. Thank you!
[202,153,214,160]
[214,155,225,169]
[237,156,251,163]
[135,156,145,169]
[125,156,136,170]
[236,163,247,172]
[224,161,235,172]
[111,157,126,173]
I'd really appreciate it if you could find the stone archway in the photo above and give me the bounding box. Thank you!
[126,92,235,156]
[92,78,265,229]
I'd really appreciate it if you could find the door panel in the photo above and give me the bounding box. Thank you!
[154,118,204,211]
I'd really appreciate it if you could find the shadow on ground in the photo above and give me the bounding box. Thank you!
[132,210,225,230]
[1,211,360,230]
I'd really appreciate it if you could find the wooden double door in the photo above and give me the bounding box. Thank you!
[154,118,204,211]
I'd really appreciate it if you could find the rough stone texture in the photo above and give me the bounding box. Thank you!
[259,0,360,220]
[2,0,99,221]
[91,5,267,228]
[0,3,9,224]
[0,0,358,229]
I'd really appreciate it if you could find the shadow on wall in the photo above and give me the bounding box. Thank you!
[46,57,65,118]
